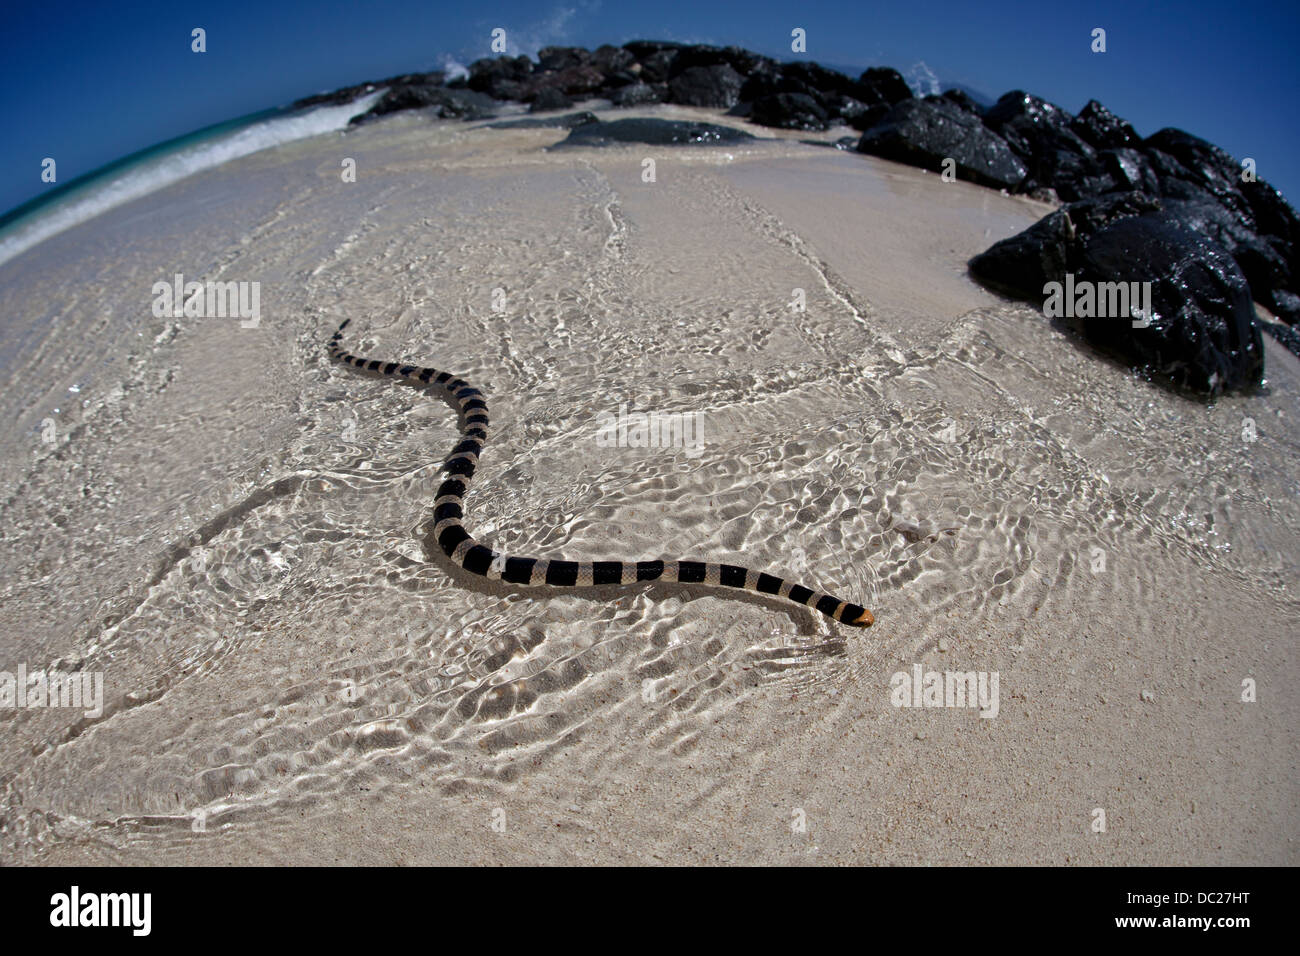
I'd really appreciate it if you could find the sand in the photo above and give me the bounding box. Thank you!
[0,103,1295,865]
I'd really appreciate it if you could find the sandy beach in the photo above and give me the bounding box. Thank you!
[0,102,1295,865]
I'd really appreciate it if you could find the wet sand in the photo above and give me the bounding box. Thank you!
[0,104,1295,864]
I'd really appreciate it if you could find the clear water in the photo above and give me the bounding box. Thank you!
[1,106,1296,863]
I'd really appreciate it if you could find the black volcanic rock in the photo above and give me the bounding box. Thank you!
[858,68,913,107]
[750,92,830,130]
[621,40,683,60]
[1100,147,1161,195]
[1145,128,1243,190]
[624,43,681,83]
[983,91,1080,154]
[983,91,1117,200]
[1074,213,1264,393]
[736,71,783,101]
[1139,128,1300,319]
[669,44,776,78]
[293,72,444,110]
[638,50,678,82]
[780,62,862,99]
[1243,179,1300,250]
[737,62,910,133]
[1143,128,1258,223]
[610,82,665,107]
[1262,317,1300,357]
[737,60,901,131]
[667,64,744,108]
[1268,290,1300,327]
[591,44,636,74]
[551,118,755,148]
[1146,148,1252,222]
[846,102,891,132]
[294,84,382,110]
[487,111,599,130]
[599,69,639,89]
[530,87,575,111]
[1163,197,1289,288]
[857,98,1027,190]
[725,46,779,76]
[736,70,810,108]
[529,65,606,98]
[1059,157,1116,200]
[824,95,875,127]
[537,46,592,71]
[939,89,983,116]
[1240,181,1300,320]
[969,193,1162,298]
[466,56,534,100]
[352,85,498,123]
[969,193,1264,394]
[1070,100,1140,150]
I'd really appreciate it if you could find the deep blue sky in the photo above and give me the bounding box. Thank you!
[3,0,1299,216]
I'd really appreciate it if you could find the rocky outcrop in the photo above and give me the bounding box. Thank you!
[982,92,1114,201]
[349,83,498,123]
[858,67,914,107]
[969,194,1162,296]
[610,82,664,107]
[464,55,534,101]
[667,64,745,108]
[733,63,910,131]
[1070,99,1140,150]
[969,194,1265,394]
[294,40,1300,360]
[857,98,1027,190]
[293,72,443,109]
[530,87,574,112]
[1142,128,1300,322]
[536,46,592,72]
[551,118,754,148]
[1079,214,1264,393]
[486,111,598,130]
[749,92,830,131]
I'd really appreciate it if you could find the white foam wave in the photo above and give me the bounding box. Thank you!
[442,55,469,83]
[0,90,385,269]
[906,61,941,98]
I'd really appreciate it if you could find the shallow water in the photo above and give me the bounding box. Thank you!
[1,105,1296,863]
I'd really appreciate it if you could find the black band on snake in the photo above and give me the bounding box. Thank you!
[327,320,875,627]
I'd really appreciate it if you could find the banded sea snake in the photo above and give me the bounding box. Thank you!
[328,320,874,627]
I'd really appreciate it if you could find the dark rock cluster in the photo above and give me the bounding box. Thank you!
[551,118,755,148]
[959,96,1298,392]
[293,41,1299,393]
[970,194,1265,393]
[857,98,1026,190]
